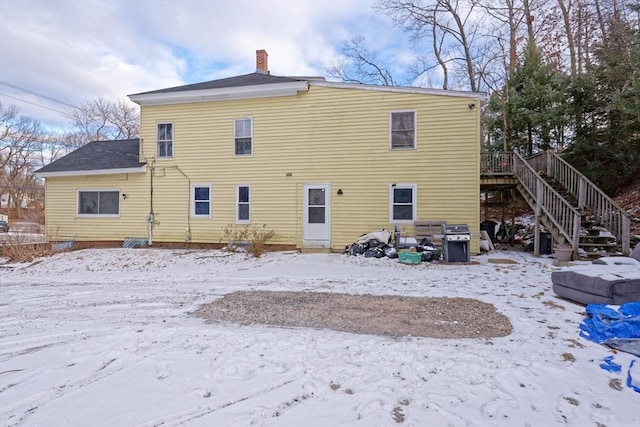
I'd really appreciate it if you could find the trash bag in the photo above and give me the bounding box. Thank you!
[364,247,385,258]
[344,243,368,256]
[417,239,441,261]
[384,247,398,258]
[418,237,433,246]
[368,239,384,248]
[422,248,441,262]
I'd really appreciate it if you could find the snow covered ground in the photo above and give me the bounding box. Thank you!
[0,248,638,426]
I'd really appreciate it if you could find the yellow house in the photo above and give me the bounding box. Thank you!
[36,51,484,253]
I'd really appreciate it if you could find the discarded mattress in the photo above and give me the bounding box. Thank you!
[552,264,640,305]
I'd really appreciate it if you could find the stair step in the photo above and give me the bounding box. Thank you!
[579,236,615,242]
[579,242,617,248]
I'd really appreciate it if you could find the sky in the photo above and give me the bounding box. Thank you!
[0,0,411,132]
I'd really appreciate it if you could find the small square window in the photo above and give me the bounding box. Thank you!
[390,111,416,149]
[192,184,211,217]
[389,184,416,223]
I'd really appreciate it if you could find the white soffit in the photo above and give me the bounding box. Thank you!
[129,81,310,106]
[36,166,147,178]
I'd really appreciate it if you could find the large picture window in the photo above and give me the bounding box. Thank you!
[234,118,253,155]
[78,190,120,216]
[237,185,250,223]
[390,111,416,149]
[389,184,417,223]
[157,123,173,158]
[191,184,211,217]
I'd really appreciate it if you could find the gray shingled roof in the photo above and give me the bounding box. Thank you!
[131,73,302,96]
[35,139,145,175]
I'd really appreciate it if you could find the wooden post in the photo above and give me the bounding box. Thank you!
[622,214,630,255]
[534,176,543,256]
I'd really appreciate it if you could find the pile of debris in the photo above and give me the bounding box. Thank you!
[344,229,441,262]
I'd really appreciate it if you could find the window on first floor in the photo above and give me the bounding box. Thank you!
[157,122,173,158]
[237,185,250,223]
[390,111,416,149]
[389,184,417,223]
[234,118,253,155]
[78,190,120,216]
[191,184,211,217]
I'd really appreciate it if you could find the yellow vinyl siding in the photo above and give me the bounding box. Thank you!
[135,85,480,252]
[44,173,148,241]
[45,84,480,252]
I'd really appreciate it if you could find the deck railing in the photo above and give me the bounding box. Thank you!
[527,151,630,255]
[513,152,582,253]
[480,152,514,175]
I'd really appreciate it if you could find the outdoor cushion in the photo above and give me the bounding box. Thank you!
[552,264,640,305]
[592,257,640,266]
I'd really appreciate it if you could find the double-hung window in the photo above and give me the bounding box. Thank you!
[157,123,173,158]
[390,111,416,149]
[78,190,120,216]
[237,185,250,223]
[234,118,252,155]
[191,184,211,217]
[389,184,417,223]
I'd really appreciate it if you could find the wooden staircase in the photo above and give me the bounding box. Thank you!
[511,151,631,258]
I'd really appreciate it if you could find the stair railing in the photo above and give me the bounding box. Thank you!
[512,152,582,254]
[529,151,631,255]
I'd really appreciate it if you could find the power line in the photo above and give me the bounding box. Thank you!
[0,91,67,115]
[0,80,78,109]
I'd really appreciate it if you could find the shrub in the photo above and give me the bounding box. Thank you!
[221,224,276,257]
[0,232,50,263]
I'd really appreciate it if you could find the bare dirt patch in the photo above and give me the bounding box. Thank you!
[193,291,513,339]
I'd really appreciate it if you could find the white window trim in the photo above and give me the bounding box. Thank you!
[389,110,417,150]
[233,117,253,156]
[389,183,417,224]
[76,189,121,218]
[236,184,251,224]
[157,122,174,159]
[190,183,212,218]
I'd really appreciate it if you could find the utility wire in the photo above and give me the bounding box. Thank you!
[0,80,78,109]
[0,91,67,115]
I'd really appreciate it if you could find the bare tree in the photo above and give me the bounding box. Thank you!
[327,36,398,85]
[375,0,486,92]
[0,102,45,218]
[64,98,139,149]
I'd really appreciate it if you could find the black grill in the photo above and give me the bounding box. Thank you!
[442,224,471,262]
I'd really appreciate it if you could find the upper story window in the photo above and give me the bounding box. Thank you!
[191,184,211,217]
[157,123,173,158]
[237,185,250,223]
[234,118,253,155]
[390,111,416,149]
[389,184,417,223]
[78,190,120,216]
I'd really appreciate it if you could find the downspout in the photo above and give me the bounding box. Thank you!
[148,159,155,246]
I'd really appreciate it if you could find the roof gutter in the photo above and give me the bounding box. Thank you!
[310,81,488,101]
[129,81,310,106]
[35,165,147,179]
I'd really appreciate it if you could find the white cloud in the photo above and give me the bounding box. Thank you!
[0,0,402,130]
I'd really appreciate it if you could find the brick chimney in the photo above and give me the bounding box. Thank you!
[256,49,269,74]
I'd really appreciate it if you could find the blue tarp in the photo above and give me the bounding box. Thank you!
[580,302,640,357]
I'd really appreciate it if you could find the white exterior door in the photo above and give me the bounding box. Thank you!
[303,184,330,248]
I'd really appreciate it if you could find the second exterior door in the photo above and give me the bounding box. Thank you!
[303,184,330,248]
